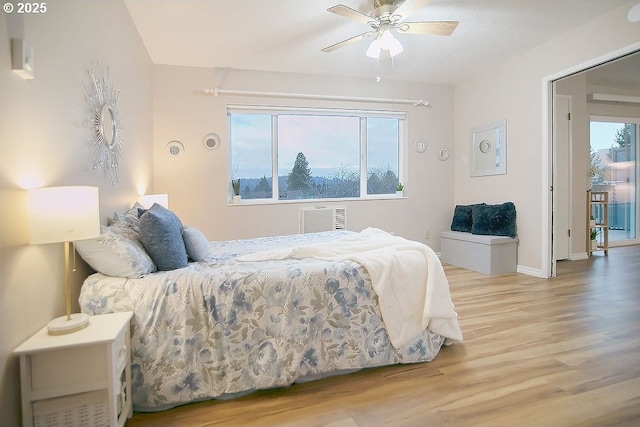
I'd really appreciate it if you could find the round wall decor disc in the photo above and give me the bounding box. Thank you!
[414,139,427,153]
[436,147,450,161]
[203,133,221,150]
[167,140,185,157]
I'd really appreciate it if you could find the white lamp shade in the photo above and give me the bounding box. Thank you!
[138,193,169,209]
[628,2,640,22]
[366,38,382,58]
[28,186,100,245]
[367,31,404,59]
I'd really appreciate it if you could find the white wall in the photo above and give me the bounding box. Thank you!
[453,2,640,275]
[0,1,153,424]
[152,65,456,246]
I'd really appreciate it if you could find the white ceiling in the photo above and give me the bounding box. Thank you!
[124,0,634,85]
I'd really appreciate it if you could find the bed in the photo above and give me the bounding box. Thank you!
[77,204,462,412]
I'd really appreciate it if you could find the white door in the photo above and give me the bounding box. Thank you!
[554,96,571,261]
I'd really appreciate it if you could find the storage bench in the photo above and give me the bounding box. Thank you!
[440,231,518,275]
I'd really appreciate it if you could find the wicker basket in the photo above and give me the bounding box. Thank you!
[32,389,109,427]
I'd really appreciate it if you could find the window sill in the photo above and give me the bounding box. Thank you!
[227,195,407,206]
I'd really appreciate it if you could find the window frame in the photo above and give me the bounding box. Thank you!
[227,105,407,204]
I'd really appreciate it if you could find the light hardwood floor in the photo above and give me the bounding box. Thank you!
[127,245,640,427]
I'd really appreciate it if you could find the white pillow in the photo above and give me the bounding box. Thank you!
[76,225,156,278]
[182,227,212,262]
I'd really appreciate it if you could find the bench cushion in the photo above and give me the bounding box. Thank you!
[470,202,517,238]
[450,203,485,233]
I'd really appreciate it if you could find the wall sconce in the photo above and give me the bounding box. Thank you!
[11,38,34,80]
[28,186,101,335]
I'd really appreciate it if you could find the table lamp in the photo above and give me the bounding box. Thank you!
[28,186,100,335]
[138,193,169,209]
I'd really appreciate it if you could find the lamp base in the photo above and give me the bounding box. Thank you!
[47,313,90,335]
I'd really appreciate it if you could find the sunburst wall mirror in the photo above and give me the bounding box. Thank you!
[82,62,122,185]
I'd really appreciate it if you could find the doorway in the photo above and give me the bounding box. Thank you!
[545,44,640,277]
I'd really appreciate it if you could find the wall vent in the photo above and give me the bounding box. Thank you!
[300,206,346,233]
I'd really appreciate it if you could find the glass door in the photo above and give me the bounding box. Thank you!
[589,118,639,244]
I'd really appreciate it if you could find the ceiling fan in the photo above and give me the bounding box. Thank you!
[321,0,458,58]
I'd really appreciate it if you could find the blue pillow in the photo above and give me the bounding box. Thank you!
[138,203,188,271]
[451,203,485,233]
[471,202,517,238]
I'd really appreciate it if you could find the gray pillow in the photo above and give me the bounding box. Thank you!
[138,204,188,271]
[75,225,156,278]
[182,227,212,262]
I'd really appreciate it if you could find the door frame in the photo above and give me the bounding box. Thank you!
[542,41,640,278]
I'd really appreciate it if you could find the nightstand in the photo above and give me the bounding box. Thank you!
[14,311,133,427]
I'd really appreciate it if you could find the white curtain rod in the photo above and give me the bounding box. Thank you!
[203,88,430,107]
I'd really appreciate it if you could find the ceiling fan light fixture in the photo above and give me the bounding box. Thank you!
[387,36,404,57]
[366,37,382,58]
[379,30,404,57]
[324,1,454,56]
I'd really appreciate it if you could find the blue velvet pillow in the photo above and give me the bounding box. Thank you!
[451,203,485,233]
[471,202,517,238]
[138,203,188,271]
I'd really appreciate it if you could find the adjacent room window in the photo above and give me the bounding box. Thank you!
[229,106,405,202]
[590,118,639,243]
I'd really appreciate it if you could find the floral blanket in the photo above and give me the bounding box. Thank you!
[80,231,454,412]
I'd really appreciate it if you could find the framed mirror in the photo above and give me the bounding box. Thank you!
[470,119,506,177]
[83,63,122,185]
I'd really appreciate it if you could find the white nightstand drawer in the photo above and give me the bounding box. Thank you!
[31,345,108,397]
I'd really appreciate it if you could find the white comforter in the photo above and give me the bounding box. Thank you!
[238,228,463,348]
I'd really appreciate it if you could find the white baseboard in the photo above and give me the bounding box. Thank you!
[516,265,544,277]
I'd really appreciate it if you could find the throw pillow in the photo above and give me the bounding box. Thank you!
[113,202,144,232]
[75,225,156,278]
[451,203,485,233]
[471,202,517,238]
[182,227,212,262]
[138,203,188,271]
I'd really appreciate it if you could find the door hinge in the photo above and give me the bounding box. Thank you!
[567,112,571,120]
[568,229,571,237]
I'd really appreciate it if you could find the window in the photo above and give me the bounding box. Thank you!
[229,106,405,202]
[590,118,639,243]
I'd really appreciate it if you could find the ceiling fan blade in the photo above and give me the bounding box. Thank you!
[393,0,431,21]
[321,31,375,53]
[398,21,459,36]
[327,4,374,24]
